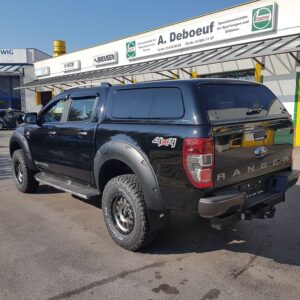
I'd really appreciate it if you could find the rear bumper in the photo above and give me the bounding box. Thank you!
[198,170,299,218]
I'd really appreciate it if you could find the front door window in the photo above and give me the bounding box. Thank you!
[41,99,67,123]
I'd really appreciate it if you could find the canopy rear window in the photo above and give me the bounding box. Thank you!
[199,84,289,122]
[112,87,184,119]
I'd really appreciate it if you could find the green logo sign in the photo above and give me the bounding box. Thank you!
[126,41,136,58]
[252,5,274,31]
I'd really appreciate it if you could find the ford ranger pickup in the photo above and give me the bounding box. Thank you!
[9,79,299,250]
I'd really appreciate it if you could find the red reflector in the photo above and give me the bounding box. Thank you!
[198,169,212,182]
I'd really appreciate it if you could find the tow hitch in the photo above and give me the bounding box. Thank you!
[210,204,276,230]
[249,204,276,219]
[240,205,276,220]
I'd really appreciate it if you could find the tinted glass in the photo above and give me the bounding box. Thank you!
[112,88,184,119]
[11,77,21,98]
[0,77,11,98]
[0,76,21,101]
[199,84,289,122]
[68,98,96,122]
[12,98,21,110]
[41,99,67,123]
[0,101,8,109]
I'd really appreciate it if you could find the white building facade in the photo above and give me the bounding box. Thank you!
[0,48,50,111]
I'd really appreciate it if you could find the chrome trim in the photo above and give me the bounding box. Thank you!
[253,146,269,158]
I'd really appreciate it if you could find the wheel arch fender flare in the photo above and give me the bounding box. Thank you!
[94,140,164,211]
[9,131,36,170]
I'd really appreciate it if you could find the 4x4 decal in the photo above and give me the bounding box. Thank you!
[152,137,177,148]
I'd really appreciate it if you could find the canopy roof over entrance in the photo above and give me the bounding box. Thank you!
[19,34,300,90]
[0,64,30,73]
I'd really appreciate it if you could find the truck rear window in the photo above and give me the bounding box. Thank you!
[199,84,289,122]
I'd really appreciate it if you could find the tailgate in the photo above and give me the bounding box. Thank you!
[198,82,294,189]
[212,119,293,188]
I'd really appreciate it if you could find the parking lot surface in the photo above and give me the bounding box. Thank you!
[0,130,300,300]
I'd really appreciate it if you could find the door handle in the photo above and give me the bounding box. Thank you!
[48,131,56,136]
[45,125,56,131]
[78,131,88,136]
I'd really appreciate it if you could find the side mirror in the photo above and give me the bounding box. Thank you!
[24,112,38,124]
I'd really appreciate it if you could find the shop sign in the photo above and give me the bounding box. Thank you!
[93,52,118,66]
[0,49,27,64]
[126,2,276,60]
[35,67,50,77]
[252,5,274,31]
[62,60,81,72]
[126,42,136,59]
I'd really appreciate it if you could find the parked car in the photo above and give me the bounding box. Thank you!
[9,79,299,251]
[0,109,24,130]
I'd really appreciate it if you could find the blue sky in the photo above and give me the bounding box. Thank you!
[2,0,248,55]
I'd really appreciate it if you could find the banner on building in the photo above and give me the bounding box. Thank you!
[0,49,27,64]
[126,2,276,59]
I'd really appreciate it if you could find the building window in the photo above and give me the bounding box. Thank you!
[0,75,21,109]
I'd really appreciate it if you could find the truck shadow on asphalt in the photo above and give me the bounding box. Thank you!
[74,184,300,267]
[0,154,62,195]
[143,184,300,267]
[35,185,65,195]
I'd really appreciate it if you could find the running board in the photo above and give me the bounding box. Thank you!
[35,172,100,199]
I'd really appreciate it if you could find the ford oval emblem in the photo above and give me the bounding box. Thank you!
[254,146,269,158]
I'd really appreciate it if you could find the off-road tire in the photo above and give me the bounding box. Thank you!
[12,149,39,193]
[102,174,156,251]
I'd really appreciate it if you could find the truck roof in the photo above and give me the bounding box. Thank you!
[134,78,260,86]
[66,78,259,93]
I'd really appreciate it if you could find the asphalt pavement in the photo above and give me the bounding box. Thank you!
[0,130,300,300]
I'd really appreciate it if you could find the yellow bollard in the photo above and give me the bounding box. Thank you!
[191,71,198,78]
[255,63,263,83]
[35,91,41,106]
[294,73,300,146]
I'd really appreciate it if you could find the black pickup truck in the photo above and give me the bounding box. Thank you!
[9,79,299,251]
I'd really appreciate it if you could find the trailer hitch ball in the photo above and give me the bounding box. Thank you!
[240,210,252,220]
[263,206,276,219]
[254,205,276,219]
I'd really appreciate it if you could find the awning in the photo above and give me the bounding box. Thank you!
[19,34,300,89]
[0,64,30,73]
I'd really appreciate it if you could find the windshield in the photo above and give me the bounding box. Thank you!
[199,84,289,122]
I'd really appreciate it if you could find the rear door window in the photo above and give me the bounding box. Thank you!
[67,98,96,122]
[199,84,289,122]
[112,88,184,119]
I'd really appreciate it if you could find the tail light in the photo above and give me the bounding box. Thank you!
[182,138,214,188]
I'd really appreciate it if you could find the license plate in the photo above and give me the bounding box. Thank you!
[240,180,264,198]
